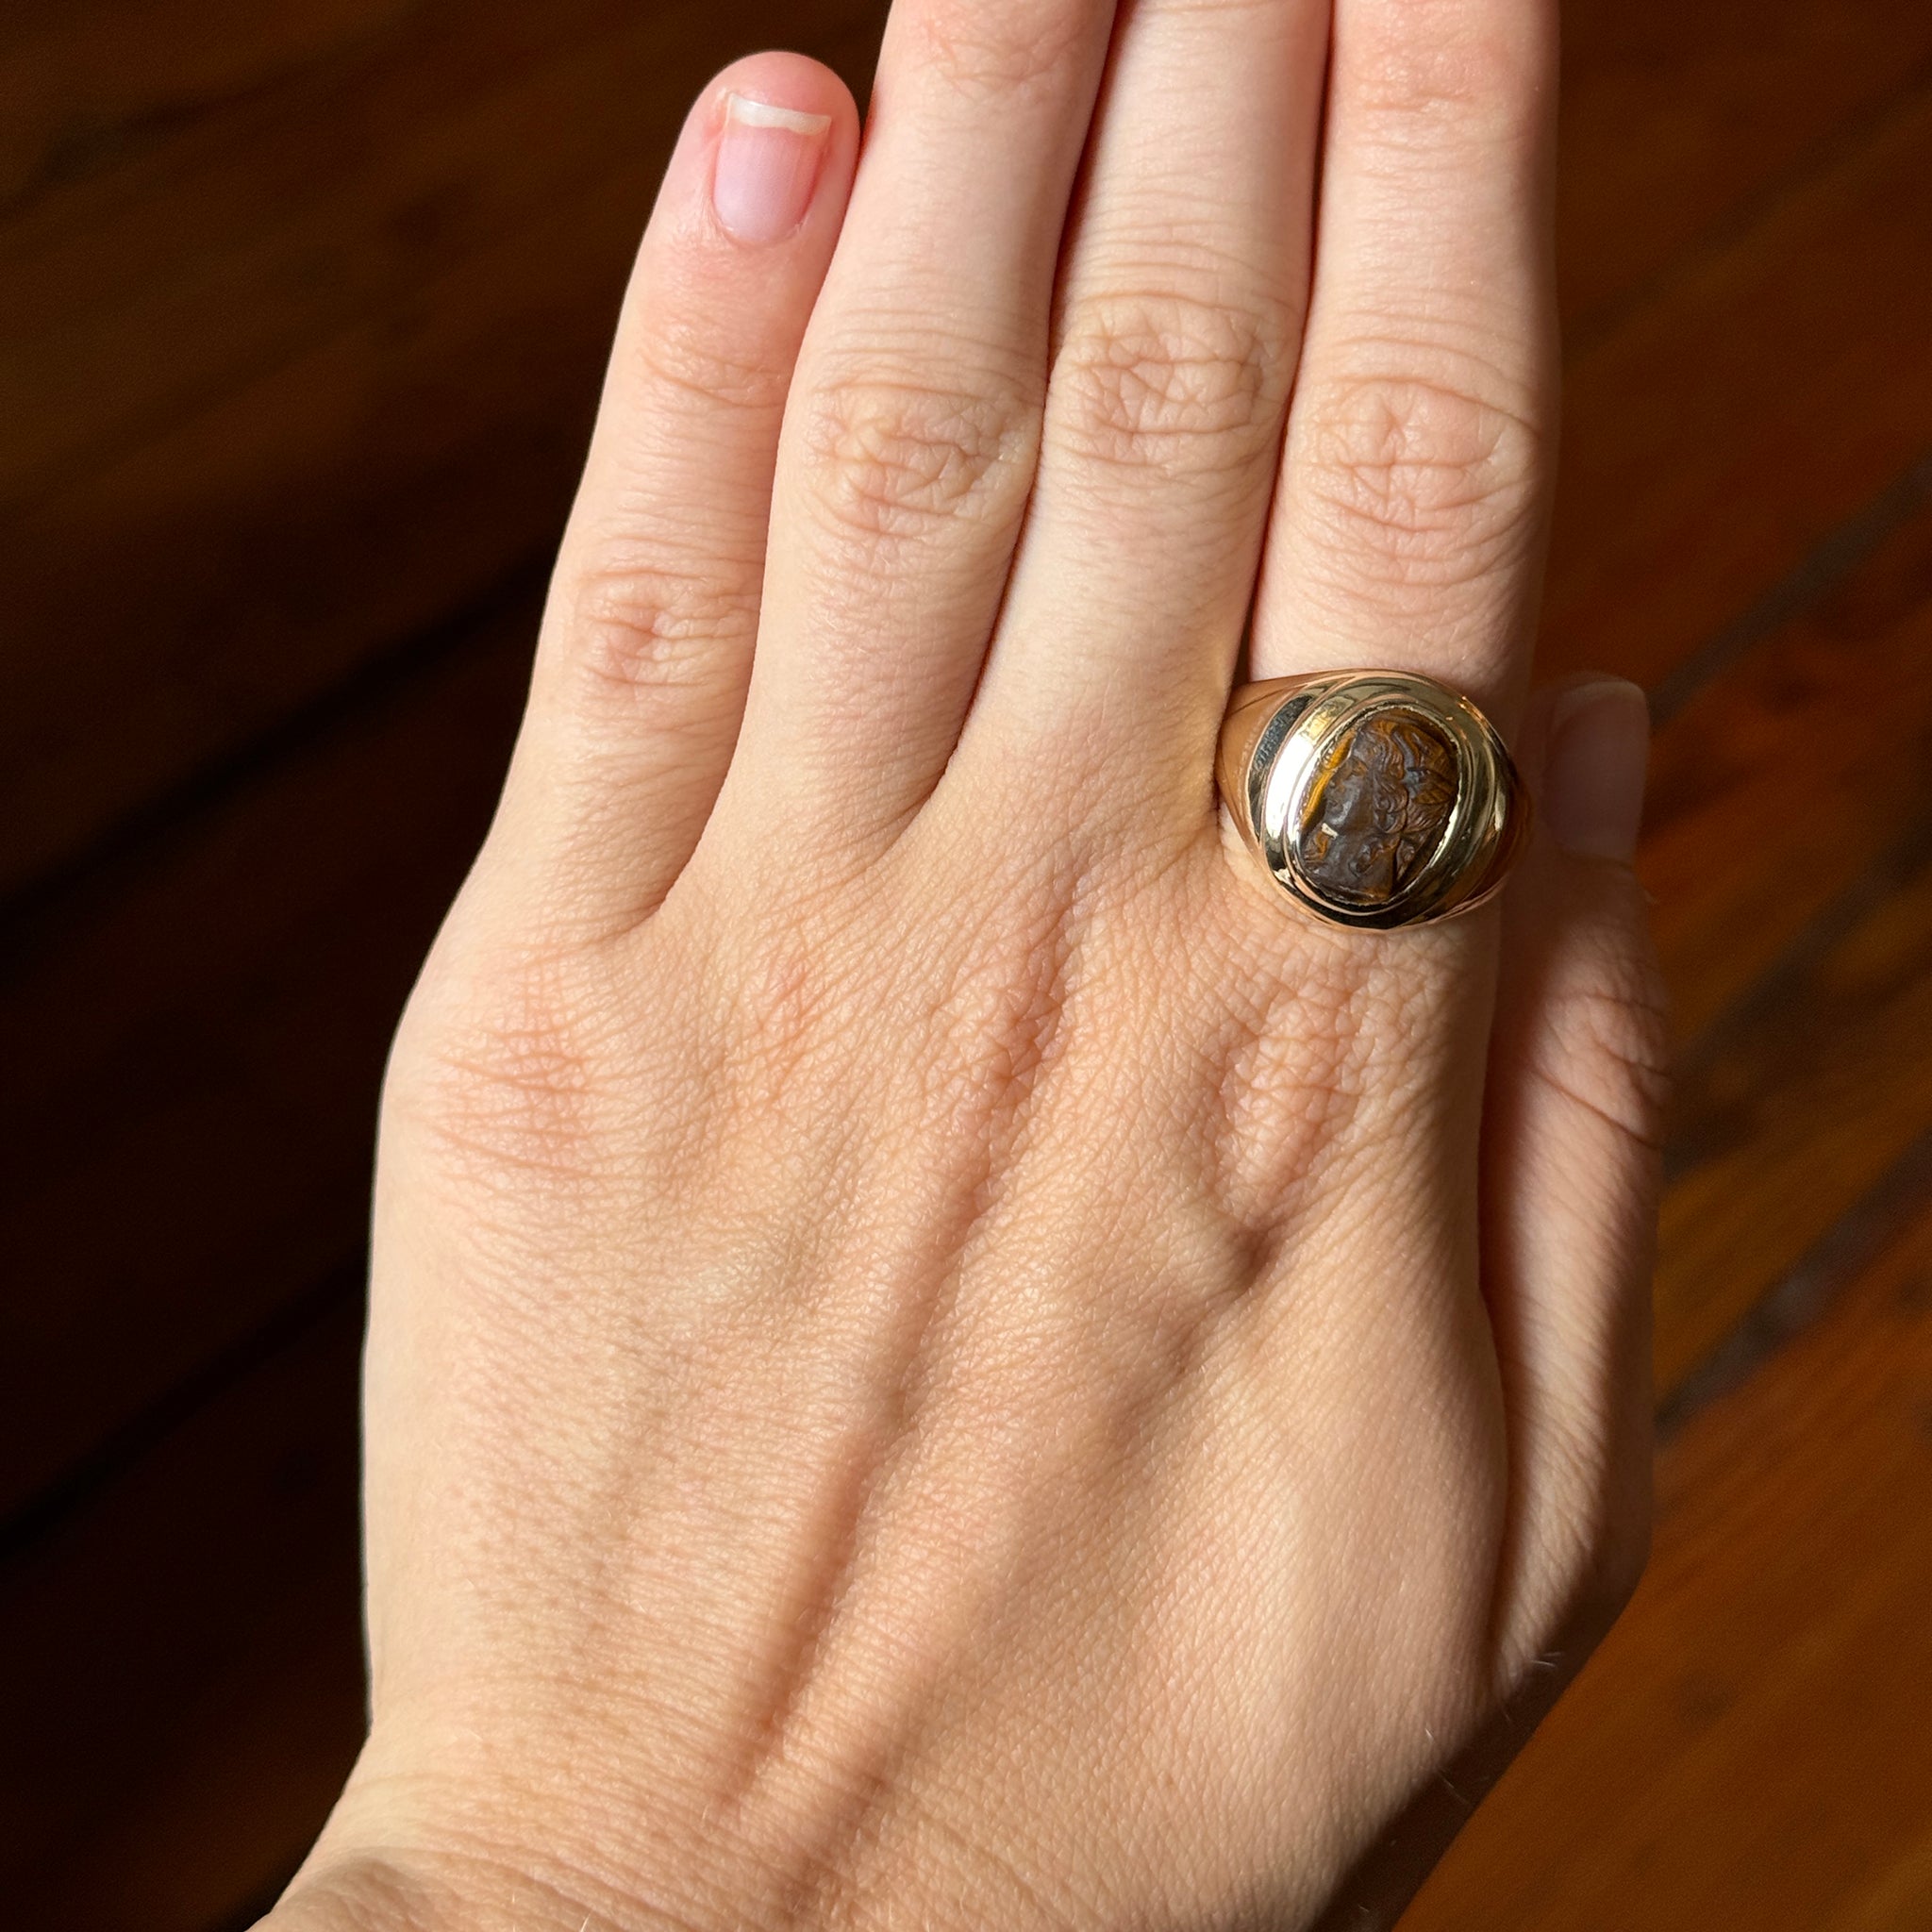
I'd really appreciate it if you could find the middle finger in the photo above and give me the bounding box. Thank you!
[965,0,1330,820]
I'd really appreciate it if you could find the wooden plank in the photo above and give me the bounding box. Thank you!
[1643,496,1932,1040]
[1541,79,1932,692]
[1638,498,1932,1395]
[0,1295,365,1931]
[0,0,414,208]
[1405,1185,1932,1932]
[1556,0,1932,332]
[0,165,632,891]
[0,591,532,1523]
[1638,491,1932,1042]
[1656,831,1932,1396]
[0,0,881,510]
[0,0,890,900]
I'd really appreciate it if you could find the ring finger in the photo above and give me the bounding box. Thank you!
[1252,0,1561,723]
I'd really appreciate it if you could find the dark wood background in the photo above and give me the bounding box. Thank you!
[4,1,1931,1924]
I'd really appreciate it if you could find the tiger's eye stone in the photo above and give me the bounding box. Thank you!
[1295,709,1459,907]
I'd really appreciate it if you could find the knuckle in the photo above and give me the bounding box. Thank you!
[1347,3,1544,127]
[389,939,625,1184]
[1294,365,1544,590]
[637,314,793,414]
[799,362,1037,548]
[1050,288,1288,484]
[912,0,1104,100]
[562,554,758,708]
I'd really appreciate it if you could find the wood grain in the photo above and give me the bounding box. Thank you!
[1645,496,1932,1040]
[1642,498,1932,1391]
[1405,1185,1932,1932]
[1,0,412,208]
[1557,0,1932,334]
[0,1295,365,1928]
[0,591,532,1521]
[1658,837,1932,1395]
[1542,79,1932,692]
[0,0,889,901]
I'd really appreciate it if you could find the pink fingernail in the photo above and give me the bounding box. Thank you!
[1542,678,1652,862]
[712,92,832,247]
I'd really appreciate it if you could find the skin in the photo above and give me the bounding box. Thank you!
[263,1,1670,1926]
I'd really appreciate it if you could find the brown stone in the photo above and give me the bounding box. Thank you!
[1296,709,1459,907]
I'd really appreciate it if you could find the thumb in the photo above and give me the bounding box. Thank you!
[1482,675,1673,1673]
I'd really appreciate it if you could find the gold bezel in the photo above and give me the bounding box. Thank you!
[1217,672,1529,929]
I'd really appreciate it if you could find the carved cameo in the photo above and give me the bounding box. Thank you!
[1296,709,1459,907]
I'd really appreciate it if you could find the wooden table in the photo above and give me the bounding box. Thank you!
[3,1,1929,1924]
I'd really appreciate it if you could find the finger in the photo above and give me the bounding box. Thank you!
[722,0,1118,850]
[1252,0,1560,720]
[1481,678,1668,1666]
[481,56,859,936]
[967,0,1329,811]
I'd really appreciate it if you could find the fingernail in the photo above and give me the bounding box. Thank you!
[712,92,832,247]
[1541,678,1651,861]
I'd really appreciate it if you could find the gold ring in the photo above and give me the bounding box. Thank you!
[1216,671,1530,929]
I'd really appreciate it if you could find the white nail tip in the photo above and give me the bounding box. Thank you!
[724,92,832,136]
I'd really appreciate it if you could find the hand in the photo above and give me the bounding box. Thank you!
[269,1,1667,1925]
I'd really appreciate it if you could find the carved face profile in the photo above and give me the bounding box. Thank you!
[1295,710,1459,908]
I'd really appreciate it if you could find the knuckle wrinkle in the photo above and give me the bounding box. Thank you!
[568,561,757,706]
[801,370,1035,546]
[914,0,1102,99]
[1297,369,1541,583]
[1052,291,1287,481]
